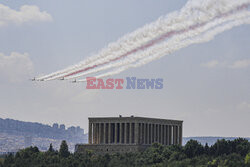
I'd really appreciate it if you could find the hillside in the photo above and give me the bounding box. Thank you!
[0,118,87,153]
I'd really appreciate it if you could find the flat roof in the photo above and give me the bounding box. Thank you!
[88,116,183,125]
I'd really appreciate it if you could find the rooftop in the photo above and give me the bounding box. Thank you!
[88,116,183,124]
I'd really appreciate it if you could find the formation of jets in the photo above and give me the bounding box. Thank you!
[30,77,77,83]
[30,77,43,81]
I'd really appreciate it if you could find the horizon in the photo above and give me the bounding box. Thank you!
[1,116,250,138]
[0,0,250,138]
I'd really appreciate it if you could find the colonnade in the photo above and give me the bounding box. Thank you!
[88,122,182,145]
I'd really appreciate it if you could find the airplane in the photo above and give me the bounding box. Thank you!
[30,77,46,81]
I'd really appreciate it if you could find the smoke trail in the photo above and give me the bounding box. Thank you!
[37,0,250,81]
[59,1,250,78]
[65,10,250,80]
[57,1,250,79]
[77,16,250,82]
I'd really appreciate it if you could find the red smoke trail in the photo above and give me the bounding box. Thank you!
[63,23,205,78]
[63,3,249,78]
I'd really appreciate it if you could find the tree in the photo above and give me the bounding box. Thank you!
[59,140,70,158]
[48,143,54,152]
[3,153,14,166]
[233,138,250,156]
[184,140,204,158]
[210,139,231,156]
[141,143,164,164]
[246,153,250,164]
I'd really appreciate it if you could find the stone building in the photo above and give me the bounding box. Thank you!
[75,116,183,153]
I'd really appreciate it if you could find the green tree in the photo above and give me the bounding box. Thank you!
[0,157,4,167]
[204,143,210,155]
[3,153,14,166]
[210,139,231,156]
[233,138,250,156]
[246,153,250,164]
[59,140,70,158]
[48,143,54,152]
[184,140,204,158]
[140,143,164,165]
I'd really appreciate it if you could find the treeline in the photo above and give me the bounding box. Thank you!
[1,138,250,167]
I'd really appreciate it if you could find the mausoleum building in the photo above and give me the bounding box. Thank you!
[75,116,183,153]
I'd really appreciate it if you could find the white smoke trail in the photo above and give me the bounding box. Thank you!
[77,16,250,82]
[61,0,250,79]
[66,10,250,80]
[37,0,250,81]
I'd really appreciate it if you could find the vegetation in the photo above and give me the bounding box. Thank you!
[1,138,250,167]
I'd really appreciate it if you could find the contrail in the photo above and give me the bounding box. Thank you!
[77,16,250,82]
[65,10,250,80]
[35,0,250,81]
[57,1,249,79]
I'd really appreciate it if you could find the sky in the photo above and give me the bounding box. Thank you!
[0,0,250,137]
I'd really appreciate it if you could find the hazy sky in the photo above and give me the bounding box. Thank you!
[0,0,249,137]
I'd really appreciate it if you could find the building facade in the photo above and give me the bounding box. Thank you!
[75,116,183,153]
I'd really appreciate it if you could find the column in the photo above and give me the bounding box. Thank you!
[141,123,145,144]
[96,123,99,144]
[104,123,107,144]
[167,125,170,145]
[147,123,150,144]
[172,125,174,145]
[164,125,167,145]
[168,125,172,145]
[88,122,92,144]
[139,123,143,144]
[92,123,94,144]
[154,124,156,142]
[179,125,182,145]
[124,123,127,144]
[156,124,158,143]
[132,123,135,143]
[100,123,103,144]
[175,126,178,145]
[115,123,118,144]
[162,125,164,145]
[95,123,98,144]
[159,125,161,144]
[144,123,147,144]
[152,124,155,143]
[92,123,95,144]
[119,123,122,144]
[155,124,158,143]
[158,124,160,143]
[129,123,133,144]
[153,124,155,143]
[148,124,151,144]
[108,123,111,144]
[98,123,101,144]
[172,125,175,145]
[176,125,179,145]
[162,125,165,145]
[98,123,102,144]
[142,123,144,144]
[111,123,114,143]
[165,125,168,145]
[135,123,139,144]
[175,125,178,145]
[151,124,154,143]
